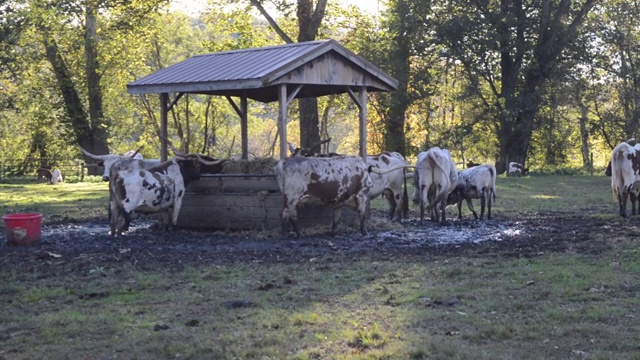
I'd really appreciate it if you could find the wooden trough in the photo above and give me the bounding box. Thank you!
[177,161,356,232]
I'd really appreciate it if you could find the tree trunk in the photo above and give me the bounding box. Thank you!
[84,5,110,164]
[296,0,326,151]
[42,30,107,175]
[579,103,591,169]
[495,109,533,175]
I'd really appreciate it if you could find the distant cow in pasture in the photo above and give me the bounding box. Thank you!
[37,168,52,183]
[78,145,161,181]
[412,147,458,224]
[607,141,640,217]
[447,164,497,220]
[367,151,409,221]
[50,169,63,184]
[508,162,529,177]
[275,155,372,237]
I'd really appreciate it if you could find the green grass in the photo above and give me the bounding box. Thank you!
[0,181,109,225]
[1,174,639,359]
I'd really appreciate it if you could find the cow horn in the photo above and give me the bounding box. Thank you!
[129,146,143,158]
[369,165,416,175]
[77,144,108,160]
[196,155,226,166]
[161,136,188,157]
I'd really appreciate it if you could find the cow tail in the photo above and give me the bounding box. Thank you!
[402,167,409,217]
[492,169,497,202]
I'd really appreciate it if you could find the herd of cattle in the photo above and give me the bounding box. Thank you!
[37,168,64,185]
[33,136,637,237]
[74,144,509,237]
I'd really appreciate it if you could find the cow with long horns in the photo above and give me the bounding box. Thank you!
[78,145,161,181]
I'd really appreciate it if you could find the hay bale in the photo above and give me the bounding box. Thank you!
[221,157,277,174]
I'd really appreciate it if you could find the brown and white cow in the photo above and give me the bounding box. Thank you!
[367,151,409,221]
[605,141,640,215]
[608,141,640,217]
[412,147,458,224]
[447,164,497,220]
[108,156,215,236]
[37,168,52,183]
[274,155,372,237]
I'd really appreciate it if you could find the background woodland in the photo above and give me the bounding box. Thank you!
[1,0,638,175]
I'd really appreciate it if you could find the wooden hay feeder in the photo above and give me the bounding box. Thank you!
[177,159,356,232]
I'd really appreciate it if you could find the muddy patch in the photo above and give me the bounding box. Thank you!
[0,210,623,272]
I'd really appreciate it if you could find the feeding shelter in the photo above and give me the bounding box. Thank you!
[127,39,398,230]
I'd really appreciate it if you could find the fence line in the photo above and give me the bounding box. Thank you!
[0,158,93,181]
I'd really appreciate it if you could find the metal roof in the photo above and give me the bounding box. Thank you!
[127,39,398,102]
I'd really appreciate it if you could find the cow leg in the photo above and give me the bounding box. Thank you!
[487,189,493,220]
[457,201,463,220]
[388,195,397,221]
[467,198,479,219]
[331,207,343,235]
[171,195,184,228]
[439,201,446,223]
[357,195,370,235]
[109,200,120,236]
[419,187,427,225]
[631,192,638,215]
[619,188,630,217]
[479,194,486,220]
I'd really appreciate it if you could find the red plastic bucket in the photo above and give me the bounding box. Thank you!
[3,213,43,246]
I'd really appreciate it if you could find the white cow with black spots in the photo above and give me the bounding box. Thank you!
[447,164,497,220]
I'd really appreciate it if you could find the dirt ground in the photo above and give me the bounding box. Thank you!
[0,209,623,272]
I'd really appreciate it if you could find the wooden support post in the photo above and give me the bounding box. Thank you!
[359,86,367,159]
[241,95,248,160]
[279,84,288,159]
[160,93,168,161]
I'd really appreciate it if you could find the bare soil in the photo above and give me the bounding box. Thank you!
[0,210,622,271]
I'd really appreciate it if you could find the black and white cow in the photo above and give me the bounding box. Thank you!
[412,147,458,224]
[108,155,222,236]
[447,164,497,220]
[508,162,529,177]
[274,155,372,237]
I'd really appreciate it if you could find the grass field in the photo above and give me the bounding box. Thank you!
[1,174,639,359]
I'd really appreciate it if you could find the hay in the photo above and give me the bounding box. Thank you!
[221,157,277,174]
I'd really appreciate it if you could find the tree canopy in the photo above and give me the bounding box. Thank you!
[0,0,636,175]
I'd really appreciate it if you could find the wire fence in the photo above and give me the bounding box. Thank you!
[0,158,98,183]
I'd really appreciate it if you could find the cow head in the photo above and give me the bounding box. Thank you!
[78,144,142,181]
[175,154,226,184]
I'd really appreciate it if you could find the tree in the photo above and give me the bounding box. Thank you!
[248,0,327,152]
[21,0,166,173]
[349,0,438,156]
[434,0,597,173]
